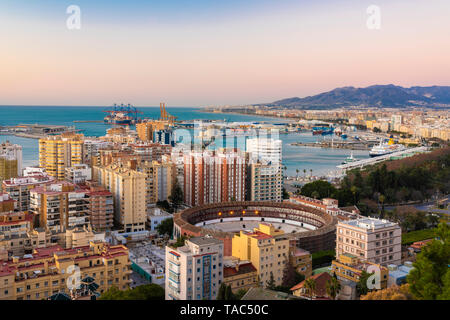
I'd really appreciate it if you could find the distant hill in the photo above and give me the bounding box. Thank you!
[266,85,450,109]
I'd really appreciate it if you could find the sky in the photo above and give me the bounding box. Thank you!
[0,0,449,107]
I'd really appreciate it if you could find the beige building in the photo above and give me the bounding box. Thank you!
[2,173,55,212]
[248,162,282,202]
[0,241,131,300]
[39,133,84,180]
[336,217,402,266]
[232,223,290,287]
[30,182,90,233]
[93,163,147,233]
[165,237,224,300]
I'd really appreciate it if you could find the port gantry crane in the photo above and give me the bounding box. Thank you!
[103,103,144,123]
[159,102,177,125]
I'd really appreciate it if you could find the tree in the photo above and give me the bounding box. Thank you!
[217,283,235,300]
[303,169,307,179]
[326,273,341,300]
[311,191,320,199]
[300,180,337,199]
[266,272,276,290]
[304,277,316,299]
[356,270,372,296]
[100,284,164,300]
[172,235,187,248]
[360,284,414,300]
[407,223,450,300]
[234,288,248,300]
[296,169,299,180]
[282,187,290,199]
[281,261,299,289]
[156,218,173,237]
[169,178,184,212]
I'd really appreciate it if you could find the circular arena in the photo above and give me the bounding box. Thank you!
[173,201,337,255]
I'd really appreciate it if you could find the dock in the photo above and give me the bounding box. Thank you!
[337,146,430,170]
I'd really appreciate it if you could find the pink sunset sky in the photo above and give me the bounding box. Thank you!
[0,0,449,106]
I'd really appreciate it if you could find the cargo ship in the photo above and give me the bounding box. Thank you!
[103,104,143,125]
[369,137,406,157]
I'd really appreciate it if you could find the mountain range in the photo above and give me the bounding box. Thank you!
[266,85,450,109]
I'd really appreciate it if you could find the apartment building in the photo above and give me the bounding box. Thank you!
[289,246,312,278]
[38,133,84,180]
[165,237,224,300]
[248,161,282,202]
[0,193,15,213]
[0,141,22,181]
[231,223,290,287]
[0,241,131,300]
[184,149,247,207]
[2,173,55,212]
[82,186,114,232]
[331,253,389,290]
[223,257,258,293]
[30,182,90,233]
[130,143,172,163]
[65,164,92,184]
[93,163,147,233]
[246,137,282,165]
[336,217,402,266]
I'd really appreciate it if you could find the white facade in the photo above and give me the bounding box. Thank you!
[246,137,282,165]
[336,217,402,266]
[165,237,224,300]
[65,164,92,183]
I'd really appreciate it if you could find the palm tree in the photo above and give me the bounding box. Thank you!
[296,169,299,180]
[304,277,316,300]
[326,273,341,300]
[309,169,313,178]
[303,169,307,179]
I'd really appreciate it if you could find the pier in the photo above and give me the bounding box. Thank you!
[291,141,371,150]
[336,146,430,171]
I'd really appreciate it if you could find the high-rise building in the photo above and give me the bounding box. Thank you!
[30,182,90,233]
[0,241,131,300]
[38,133,84,180]
[165,237,224,300]
[136,160,176,206]
[184,149,247,207]
[246,138,282,202]
[93,163,147,232]
[246,137,282,165]
[0,141,22,181]
[248,161,282,202]
[231,223,290,287]
[336,217,402,266]
[2,172,56,212]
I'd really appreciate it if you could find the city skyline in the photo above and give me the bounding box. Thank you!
[1,0,450,106]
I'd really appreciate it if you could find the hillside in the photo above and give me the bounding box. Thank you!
[266,85,450,109]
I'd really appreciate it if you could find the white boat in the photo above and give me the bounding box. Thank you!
[369,138,406,157]
[341,152,358,164]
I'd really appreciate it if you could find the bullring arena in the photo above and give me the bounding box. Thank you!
[173,201,338,255]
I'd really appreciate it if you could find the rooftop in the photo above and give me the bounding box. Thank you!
[188,237,223,246]
[340,217,398,230]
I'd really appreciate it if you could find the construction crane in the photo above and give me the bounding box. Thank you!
[159,102,177,125]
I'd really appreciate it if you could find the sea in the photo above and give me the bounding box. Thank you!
[0,106,369,177]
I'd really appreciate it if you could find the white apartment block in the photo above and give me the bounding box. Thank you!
[336,217,402,266]
[246,137,282,165]
[165,237,224,300]
[65,163,92,183]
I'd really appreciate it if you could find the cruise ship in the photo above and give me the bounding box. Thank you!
[369,138,406,157]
